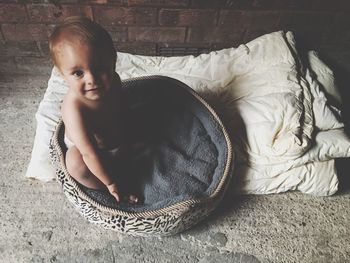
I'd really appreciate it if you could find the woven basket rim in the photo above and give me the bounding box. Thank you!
[51,75,234,218]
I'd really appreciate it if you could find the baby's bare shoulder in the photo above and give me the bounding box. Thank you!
[61,93,85,122]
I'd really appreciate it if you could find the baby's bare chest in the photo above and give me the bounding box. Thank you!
[89,105,124,149]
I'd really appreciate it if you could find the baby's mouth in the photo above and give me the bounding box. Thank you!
[86,86,101,92]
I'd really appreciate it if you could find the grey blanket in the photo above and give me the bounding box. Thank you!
[78,77,228,213]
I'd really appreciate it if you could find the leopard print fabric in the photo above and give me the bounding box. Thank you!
[50,137,222,236]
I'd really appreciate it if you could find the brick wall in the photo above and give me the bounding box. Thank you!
[1,0,350,75]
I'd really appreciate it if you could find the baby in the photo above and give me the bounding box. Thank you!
[49,16,138,204]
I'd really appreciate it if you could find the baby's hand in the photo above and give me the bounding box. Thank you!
[106,182,139,204]
[106,182,121,203]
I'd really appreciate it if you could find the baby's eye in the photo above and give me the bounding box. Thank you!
[72,70,84,78]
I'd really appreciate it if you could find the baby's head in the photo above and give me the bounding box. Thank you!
[49,16,116,70]
[49,16,120,101]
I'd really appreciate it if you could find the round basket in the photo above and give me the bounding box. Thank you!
[49,76,233,236]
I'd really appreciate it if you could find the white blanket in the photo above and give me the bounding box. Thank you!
[25,31,350,196]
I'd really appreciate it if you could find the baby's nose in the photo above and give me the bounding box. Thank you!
[86,72,97,85]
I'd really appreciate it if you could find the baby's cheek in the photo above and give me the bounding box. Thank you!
[64,78,73,87]
[67,78,78,87]
[101,75,110,85]
[104,73,114,85]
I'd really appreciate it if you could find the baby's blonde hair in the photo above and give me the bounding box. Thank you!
[49,16,116,67]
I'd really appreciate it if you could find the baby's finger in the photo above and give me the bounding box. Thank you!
[111,191,120,203]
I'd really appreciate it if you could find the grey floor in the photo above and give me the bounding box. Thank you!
[1,59,349,263]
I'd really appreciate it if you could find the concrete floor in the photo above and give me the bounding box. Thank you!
[1,66,350,263]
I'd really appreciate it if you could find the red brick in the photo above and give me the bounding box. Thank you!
[115,42,157,55]
[51,0,122,3]
[2,23,55,41]
[219,10,280,29]
[224,0,275,10]
[159,9,217,26]
[240,11,280,30]
[0,4,27,22]
[128,26,186,43]
[273,0,313,10]
[311,0,343,11]
[102,26,128,42]
[156,44,212,56]
[224,0,252,9]
[250,0,276,9]
[218,10,243,25]
[0,28,4,44]
[211,43,237,50]
[187,27,244,45]
[94,7,157,26]
[27,4,93,22]
[244,29,278,42]
[0,41,41,57]
[86,0,108,3]
[128,0,189,7]
[190,0,225,8]
[278,11,336,30]
[41,0,80,3]
[106,0,125,4]
[25,0,80,3]
[55,0,123,3]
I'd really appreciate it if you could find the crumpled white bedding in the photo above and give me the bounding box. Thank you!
[25,31,350,196]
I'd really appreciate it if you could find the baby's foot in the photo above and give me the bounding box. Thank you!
[123,195,139,204]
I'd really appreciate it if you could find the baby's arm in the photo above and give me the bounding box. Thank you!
[62,100,120,202]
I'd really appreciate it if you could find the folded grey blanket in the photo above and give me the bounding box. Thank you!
[77,77,228,213]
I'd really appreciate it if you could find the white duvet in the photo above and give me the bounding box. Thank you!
[26,31,350,196]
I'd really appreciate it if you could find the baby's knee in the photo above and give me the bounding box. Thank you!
[66,147,90,179]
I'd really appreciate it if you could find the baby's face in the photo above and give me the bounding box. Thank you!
[56,39,117,102]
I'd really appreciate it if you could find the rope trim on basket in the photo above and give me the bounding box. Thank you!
[51,75,233,218]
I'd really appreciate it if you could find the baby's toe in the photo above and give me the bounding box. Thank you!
[128,195,138,204]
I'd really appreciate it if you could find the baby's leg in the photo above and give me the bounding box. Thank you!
[110,150,139,204]
[65,146,105,190]
[66,146,139,203]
